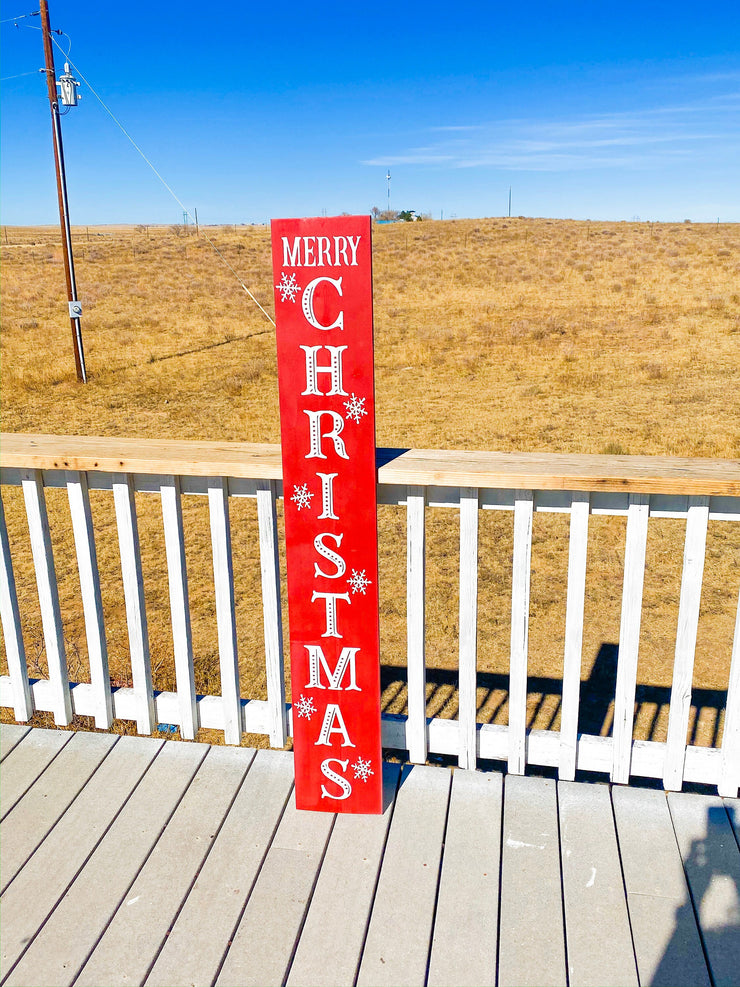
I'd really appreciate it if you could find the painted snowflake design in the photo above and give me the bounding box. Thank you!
[276,271,301,303]
[351,756,374,782]
[344,393,368,424]
[291,483,314,511]
[294,694,317,720]
[347,568,372,595]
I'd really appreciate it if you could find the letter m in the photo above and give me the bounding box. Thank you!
[305,645,361,691]
[282,236,301,267]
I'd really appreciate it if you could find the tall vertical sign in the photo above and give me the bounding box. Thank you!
[271,216,383,814]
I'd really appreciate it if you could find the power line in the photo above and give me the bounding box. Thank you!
[0,11,39,24]
[49,38,275,327]
[0,68,43,81]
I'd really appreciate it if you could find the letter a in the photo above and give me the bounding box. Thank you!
[315,703,356,747]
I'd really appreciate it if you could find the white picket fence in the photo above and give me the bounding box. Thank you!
[1,434,738,797]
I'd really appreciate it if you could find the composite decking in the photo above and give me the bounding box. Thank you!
[1,724,738,987]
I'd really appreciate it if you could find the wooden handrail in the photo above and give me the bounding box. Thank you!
[1,432,739,496]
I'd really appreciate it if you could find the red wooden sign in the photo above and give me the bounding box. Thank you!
[271,215,383,814]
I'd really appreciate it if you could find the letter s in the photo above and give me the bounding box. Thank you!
[320,758,352,800]
[314,532,346,578]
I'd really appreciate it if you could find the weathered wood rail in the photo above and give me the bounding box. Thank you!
[1,433,738,796]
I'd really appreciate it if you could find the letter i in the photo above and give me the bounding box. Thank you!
[317,472,339,520]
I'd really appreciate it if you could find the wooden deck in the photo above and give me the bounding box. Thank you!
[1,725,738,987]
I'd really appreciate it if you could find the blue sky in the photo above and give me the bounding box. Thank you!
[1,1,739,224]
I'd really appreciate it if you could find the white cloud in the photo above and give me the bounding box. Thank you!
[362,91,740,173]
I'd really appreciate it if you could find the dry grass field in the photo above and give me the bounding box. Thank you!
[1,217,739,751]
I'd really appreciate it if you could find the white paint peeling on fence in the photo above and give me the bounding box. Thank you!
[0,438,738,798]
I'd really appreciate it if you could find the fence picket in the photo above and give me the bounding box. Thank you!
[509,491,534,774]
[406,486,427,763]
[21,469,71,725]
[112,474,155,733]
[612,493,650,784]
[663,496,709,790]
[207,478,241,745]
[160,475,198,740]
[66,471,113,729]
[458,488,479,769]
[256,480,287,747]
[719,588,740,797]
[0,492,32,721]
[559,491,590,780]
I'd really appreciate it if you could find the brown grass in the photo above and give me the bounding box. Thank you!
[1,218,738,751]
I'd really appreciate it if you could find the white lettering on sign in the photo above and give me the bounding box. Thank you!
[316,472,339,520]
[311,590,351,637]
[316,703,356,747]
[282,236,361,268]
[313,532,346,579]
[305,644,361,691]
[304,410,349,460]
[301,345,348,396]
[302,276,344,330]
[320,758,352,800]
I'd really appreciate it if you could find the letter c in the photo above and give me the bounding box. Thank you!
[302,276,343,330]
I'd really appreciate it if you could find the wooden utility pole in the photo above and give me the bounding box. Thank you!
[39,0,86,382]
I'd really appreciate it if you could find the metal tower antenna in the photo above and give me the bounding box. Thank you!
[386,169,391,215]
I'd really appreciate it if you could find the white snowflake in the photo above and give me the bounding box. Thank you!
[291,483,314,511]
[276,271,301,303]
[344,393,368,424]
[294,694,317,720]
[347,569,372,595]
[351,756,374,782]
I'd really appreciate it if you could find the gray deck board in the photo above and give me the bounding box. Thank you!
[356,763,451,987]
[0,734,163,980]
[498,774,566,987]
[75,745,254,987]
[2,725,737,987]
[215,789,335,987]
[286,763,401,987]
[612,785,711,987]
[726,797,740,845]
[0,727,72,820]
[145,747,294,987]
[0,730,117,893]
[668,791,740,987]
[558,780,638,987]
[5,739,207,987]
[427,769,502,987]
[0,723,30,761]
